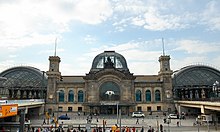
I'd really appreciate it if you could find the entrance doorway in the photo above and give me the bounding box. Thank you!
[100,106,117,114]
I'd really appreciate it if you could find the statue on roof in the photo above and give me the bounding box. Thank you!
[104,57,114,69]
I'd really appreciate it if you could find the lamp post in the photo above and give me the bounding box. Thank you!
[213,81,219,98]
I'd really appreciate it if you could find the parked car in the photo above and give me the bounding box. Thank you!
[168,114,178,119]
[58,115,70,120]
[132,111,145,118]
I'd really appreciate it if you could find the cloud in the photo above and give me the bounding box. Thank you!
[72,0,113,24]
[111,0,197,31]
[83,35,97,44]
[202,0,220,31]
[174,40,220,54]
[0,0,113,50]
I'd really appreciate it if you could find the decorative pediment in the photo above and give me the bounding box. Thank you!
[84,69,135,80]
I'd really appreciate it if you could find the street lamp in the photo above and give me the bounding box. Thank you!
[213,81,219,98]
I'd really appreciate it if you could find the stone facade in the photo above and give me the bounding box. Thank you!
[45,51,175,115]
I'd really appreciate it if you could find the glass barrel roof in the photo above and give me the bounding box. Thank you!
[0,66,47,90]
[173,65,220,88]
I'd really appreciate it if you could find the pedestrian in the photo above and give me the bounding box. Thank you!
[160,124,163,132]
[43,118,46,125]
[177,121,179,127]
[132,126,135,132]
[140,126,144,132]
[97,117,99,122]
[78,125,81,131]
[136,118,139,124]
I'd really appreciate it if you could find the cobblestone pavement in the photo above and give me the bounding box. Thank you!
[30,114,219,132]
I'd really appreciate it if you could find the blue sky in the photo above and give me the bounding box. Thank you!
[0,0,220,75]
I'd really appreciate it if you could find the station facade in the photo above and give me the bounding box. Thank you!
[45,51,174,115]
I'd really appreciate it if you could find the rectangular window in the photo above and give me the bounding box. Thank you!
[58,107,63,112]
[157,106,161,111]
[137,106,142,111]
[68,107,72,112]
[78,107,82,112]
[147,107,151,112]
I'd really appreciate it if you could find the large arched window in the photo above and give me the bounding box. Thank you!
[68,90,74,102]
[99,81,120,101]
[155,90,161,101]
[136,90,142,102]
[58,90,64,102]
[146,90,151,102]
[78,90,84,102]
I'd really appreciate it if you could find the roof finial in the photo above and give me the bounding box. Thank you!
[54,38,57,56]
[162,38,165,56]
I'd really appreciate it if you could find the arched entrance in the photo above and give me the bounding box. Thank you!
[99,81,120,114]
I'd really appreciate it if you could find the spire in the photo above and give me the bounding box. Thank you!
[162,38,165,56]
[54,38,57,56]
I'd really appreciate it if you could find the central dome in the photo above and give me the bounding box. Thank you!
[90,51,129,72]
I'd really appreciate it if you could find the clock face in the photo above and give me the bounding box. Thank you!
[164,61,168,66]
[50,63,55,68]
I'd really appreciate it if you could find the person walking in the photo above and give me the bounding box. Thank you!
[136,118,139,124]
[43,118,46,125]
[160,124,163,132]
[140,126,144,132]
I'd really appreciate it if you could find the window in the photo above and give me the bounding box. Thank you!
[78,107,82,112]
[78,90,84,102]
[58,106,63,112]
[147,107,151,112]
[146,90,151,102]
[136,90,142,102]
[68,107,72,112]
[68,90,74,102]
[137,106,142,111]
[58,90,64,102]
[157,106,161,111]
[155,90,161,101]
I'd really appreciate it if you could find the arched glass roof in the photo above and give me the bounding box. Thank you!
[173,65,220,88]
[0,66,47,90]
[90,51,129,72]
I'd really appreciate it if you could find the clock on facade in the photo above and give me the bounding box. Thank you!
[164,61,168,67]
[50,63,55,68]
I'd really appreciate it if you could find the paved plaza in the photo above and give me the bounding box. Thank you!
[30,114,219,132]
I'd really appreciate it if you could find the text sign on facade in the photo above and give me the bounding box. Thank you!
[100,101,119,105]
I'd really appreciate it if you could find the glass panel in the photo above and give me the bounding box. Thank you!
[68,90,74,102]
[78,90,84,102]
[146,90,151,102]
[136,90,142,101]
[155,90,161,101]
[99,81,120,101]
[59,90,64,102]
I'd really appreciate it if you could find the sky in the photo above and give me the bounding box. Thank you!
[0,0,220,75]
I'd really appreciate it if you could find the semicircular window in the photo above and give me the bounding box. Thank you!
[99,81,120,101]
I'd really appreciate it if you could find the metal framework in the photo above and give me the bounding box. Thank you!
[173,65,220,101]
[0,66,47,99]
[91,51,129,72]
